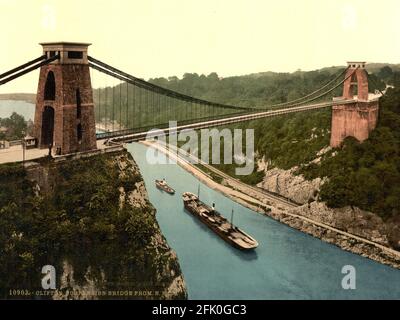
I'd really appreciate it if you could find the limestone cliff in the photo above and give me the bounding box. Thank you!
[257,167,326,204]
[257,163,400,251]
[0,150,187,299]
[294,202,393,247]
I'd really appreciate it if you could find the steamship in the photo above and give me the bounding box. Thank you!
[182,192,258,251]
[155,179,175,194]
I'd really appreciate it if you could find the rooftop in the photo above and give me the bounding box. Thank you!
[347,61,367,69]
[40,42,91,47]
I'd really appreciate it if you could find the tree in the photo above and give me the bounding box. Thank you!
[378,66,393,82]
[0,112,27,140]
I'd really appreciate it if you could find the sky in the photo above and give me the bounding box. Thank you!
[0,0,399,93]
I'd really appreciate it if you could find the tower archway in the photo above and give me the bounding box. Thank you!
[350,73,358,97]
[41,106,55,146]
[342,62,369,101]
[44,71,56,100]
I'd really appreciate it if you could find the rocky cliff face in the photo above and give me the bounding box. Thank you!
[257,164,400,251]
[294,202,390,246]
[257,166,326,204]
[0,150,187,300]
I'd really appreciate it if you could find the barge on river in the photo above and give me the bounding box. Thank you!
[182,192,258,251]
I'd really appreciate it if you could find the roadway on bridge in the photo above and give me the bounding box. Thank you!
[0,145,48,164]
[0,140,112,164]
[103,99,360,143]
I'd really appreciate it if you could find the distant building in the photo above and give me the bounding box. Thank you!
[24,135,37,149]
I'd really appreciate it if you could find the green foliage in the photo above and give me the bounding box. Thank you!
[299,87,400,219]
[124,207,155,246]
[202,108,330,185]
[0,112,27,140]
[94,66,387,131]
[378,66,394,83]
[183,66,399,220]
[151,69,340,106]
[0,152,173,298]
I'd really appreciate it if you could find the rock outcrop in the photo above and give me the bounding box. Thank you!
[257,163,400,254]
[264,206,400,269]
[293,201,390,246]
[257,167,326,204]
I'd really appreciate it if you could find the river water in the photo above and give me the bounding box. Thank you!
[0,100,35,121]
[127,142,400,300]
[1,102,399,299]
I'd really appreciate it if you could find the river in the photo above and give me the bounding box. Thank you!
[127,142,400,300]
[1,102,400,299]
[0,100,35,121]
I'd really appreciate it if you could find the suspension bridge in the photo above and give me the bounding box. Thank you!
[0,42,381,157]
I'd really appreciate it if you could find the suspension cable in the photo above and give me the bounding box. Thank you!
[89,56,359,132]
[0,55,47,80]
[112,81,115,132]
[119,81,122,130]
[269,66,350,108]
[0,55,59,86]
[105,75,108,131]
[263,67,359,110]
[126,81,129,129]
[88,56,254,111]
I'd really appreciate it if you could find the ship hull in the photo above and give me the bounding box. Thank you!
[183,195,258,251]
[155,180,175,194]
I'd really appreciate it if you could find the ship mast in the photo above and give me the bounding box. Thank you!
[231,209,234,228]
[197,184,200,200]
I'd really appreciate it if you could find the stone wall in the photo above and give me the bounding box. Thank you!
[34,64,97,155]
[330,101,379,147]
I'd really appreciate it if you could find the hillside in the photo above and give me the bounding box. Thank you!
[150,64,400,241]
[0,151,187,299]
[148,67,384,108]
[2,63,399,223]
[300,87,400,220]
[0,93,36,104]
[1,62,397,107]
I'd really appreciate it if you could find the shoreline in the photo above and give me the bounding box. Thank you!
[0,94,36,104]
[140,140,400,270]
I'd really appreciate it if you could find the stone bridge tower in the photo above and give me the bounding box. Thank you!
[33,42,97,155]
[330,62,380,148]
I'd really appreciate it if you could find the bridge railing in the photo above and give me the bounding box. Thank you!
[95,109,255,140]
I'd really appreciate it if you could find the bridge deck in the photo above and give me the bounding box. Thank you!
[102,99,358,143]
[0,140,115,165]
[0,145,48,164]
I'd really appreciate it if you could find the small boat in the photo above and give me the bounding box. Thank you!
[182,191,258,251]
[155,179,175,194]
